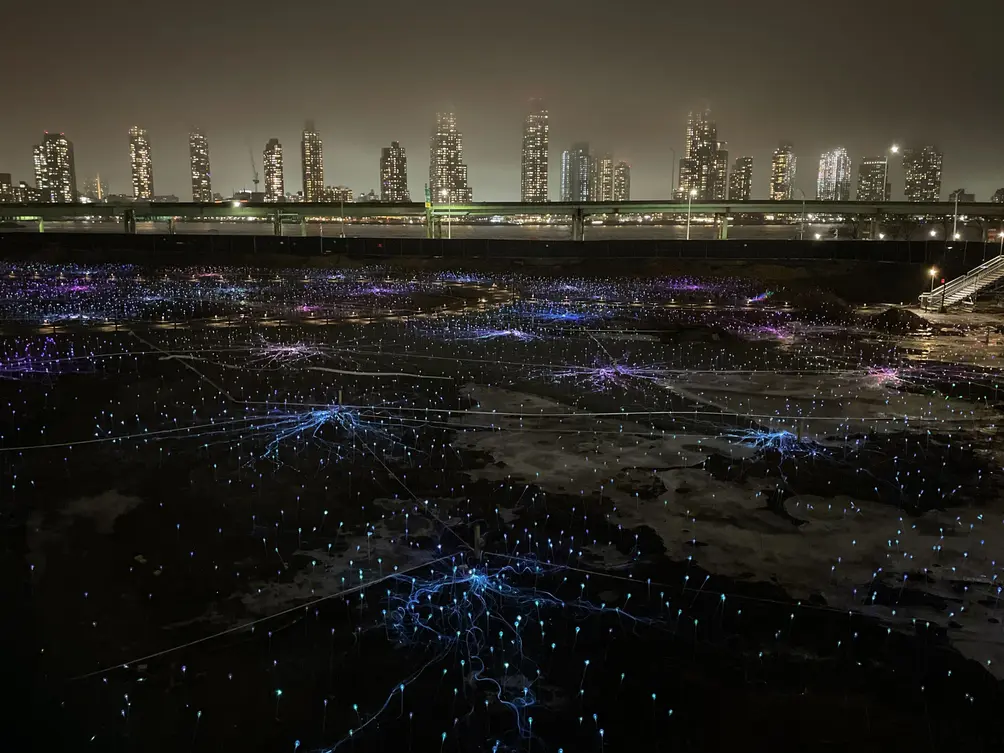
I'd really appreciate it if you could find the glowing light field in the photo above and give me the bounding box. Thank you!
[7,262,1004,751]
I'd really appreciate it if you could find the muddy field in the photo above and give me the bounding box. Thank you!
[5,263,1004,752]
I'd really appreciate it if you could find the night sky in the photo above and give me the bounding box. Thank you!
[4,0,1002,201]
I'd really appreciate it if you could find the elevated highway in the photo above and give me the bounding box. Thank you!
[2,200,1002,240]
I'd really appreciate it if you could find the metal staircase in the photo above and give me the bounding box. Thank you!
[919,253,1004,309]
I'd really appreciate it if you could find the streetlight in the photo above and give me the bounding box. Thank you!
[814,232,822,240]
[440,188,451,240]
[929,267,938,295]
[885,144,899,201]
[929,229,937,238]
[685,189,697,240]
[878,233,885,240]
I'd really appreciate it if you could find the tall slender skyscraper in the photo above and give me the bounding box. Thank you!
[902,146,943,202]
[678,111,726,201]
[613,162,631,201]
[301,122,324,202]
[591,154,614,201]
[379,142,409,202]
[729,157,753,201]
[770,143,796,200]
[429,113,473,203]
[560,143,592,202]
[816,148,851,201]
[856,157,889,201]
[129,126,154,200]
[520,99,549,202]
[33,133,76,203]
[189,129,212,202]
[33,145,47,198]
[263,139,284,202]
[712,142,729,200]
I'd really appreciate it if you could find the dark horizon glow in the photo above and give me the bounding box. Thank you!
[3,0,1002,201]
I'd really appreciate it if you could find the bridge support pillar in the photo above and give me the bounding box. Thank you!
[300,216,307,237]
[37,218,44,233]
[869,216,879,240]
[571,207,585,241]
[273,211,282,236]
[717,213,729,240]
[122,209,136,234]
[168,217,176,235]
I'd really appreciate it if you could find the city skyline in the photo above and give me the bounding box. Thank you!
[2,120,996,204]
[2,0,999,203]
[0,107,988,207]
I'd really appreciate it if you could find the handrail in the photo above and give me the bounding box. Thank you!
[920,253,1004,306]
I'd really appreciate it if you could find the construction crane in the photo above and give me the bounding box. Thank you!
[248,147,260,195]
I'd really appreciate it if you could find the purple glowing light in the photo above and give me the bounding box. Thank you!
[251,341,328,367]
[472,328,540,342]
[549,362,666,389]
[866,366,905,388]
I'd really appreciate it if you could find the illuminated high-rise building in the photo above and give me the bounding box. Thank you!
[520,99,549,202]
[301,122,324,202]
[902,146,942,202]
[856,157,890,201]
[429,113,473,203]
[770,142,796,200]
[0,173,13,203]
[33,133,76,203]
[189,129,212,203]
[129,126,154,199]
[560,143,592,202]
[992,188,1004,204]
[816,147,851,201]
[677,110,726,201]
[591,154,614,201]
[379,141,409,202]
[729,156,753,201]
[712,142,729,200]
[613,162,631,201]
[263,139,284,202]
[33,144,47,197]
